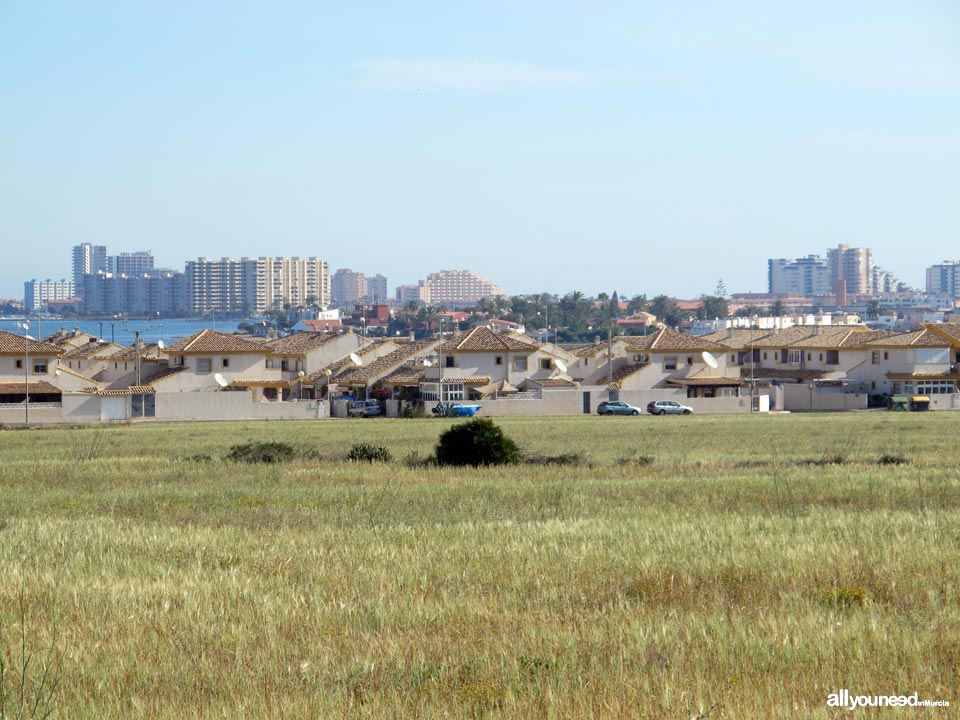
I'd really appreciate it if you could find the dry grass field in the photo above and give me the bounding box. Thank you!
[0,413,958,718]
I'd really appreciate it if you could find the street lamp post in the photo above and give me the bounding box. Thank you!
[19,322,29,425]
[438,317,444,405]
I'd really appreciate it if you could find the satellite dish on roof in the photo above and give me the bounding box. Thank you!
[349,352,362,366]
[157,339,165,350]
[423,359,432,367]
[555,359,568,373]
[702,351,719,369]
[324,369,333,377]
[214,373,229,388]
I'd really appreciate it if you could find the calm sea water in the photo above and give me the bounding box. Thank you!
[0,318,250,346]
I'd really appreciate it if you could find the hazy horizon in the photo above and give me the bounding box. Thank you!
[2,2,958,300]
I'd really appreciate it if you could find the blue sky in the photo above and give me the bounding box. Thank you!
[2,1,958,301]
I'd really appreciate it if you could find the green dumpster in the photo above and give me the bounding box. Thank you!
[889,395,908,411]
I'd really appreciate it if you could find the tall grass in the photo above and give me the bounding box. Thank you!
[0,413,957,717]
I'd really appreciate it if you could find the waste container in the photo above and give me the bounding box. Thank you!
[909,395,930,411]
[889,395,908,411]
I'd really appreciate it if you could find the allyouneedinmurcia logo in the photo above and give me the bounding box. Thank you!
[827,689,950,711]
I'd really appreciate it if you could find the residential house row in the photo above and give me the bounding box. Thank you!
[2,321,959,423]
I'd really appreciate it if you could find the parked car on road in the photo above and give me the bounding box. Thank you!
[646,400,693,415]
[348,400,382,417]
[597,400,642,416]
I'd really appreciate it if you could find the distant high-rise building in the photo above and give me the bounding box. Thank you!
[331,268,367,307]
[112,251,155,275]
[24,279,76,311]
[926,261,960,299]
[395,285,424,305]
[828,244,873,296]
[768,256,832,296]
[184,257,329,315]
[419,269,503,305]
[367,273,388,304]
[82,271,186,316]
[72,243,109,294]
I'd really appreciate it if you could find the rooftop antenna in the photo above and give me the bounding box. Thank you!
[349,352,362,366]
[423,359,433,367]
[156,339,165,350]
[214,373,229,388]
[555,358,568,373]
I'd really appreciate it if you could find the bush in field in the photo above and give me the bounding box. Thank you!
[347,443,392,463]
[435,418,520,467]
[226,441,297,464]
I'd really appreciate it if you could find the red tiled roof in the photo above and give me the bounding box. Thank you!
[444,326,533,352]
[266,331,356,355]
[0,330,63,355]
[165,329,266,354]
[0,381,61,394]
[623,328,727,352]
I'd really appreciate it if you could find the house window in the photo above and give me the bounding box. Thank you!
[917,380,956,395]
[514,356,528,371]
[15,359,22,369]
[871,381,877,390]
[540,358,551,370]
[730,354,736,363]
[281,359,289,371]
[762,352,768,361]
[818,353,823,362]
[892,382,901,394]
[825,350,839,365]
[445,355,455,368]
[495,356,503,365]
[883,352,889,360]
[198,359,213,374]
[222,358,230,368]
[807,353,812,361]
[787,350,802,365]
[664,357,677,371]
[441,383,465,402]
[33,359,48,374]
[687,357,693,365]
[871,351,880,365]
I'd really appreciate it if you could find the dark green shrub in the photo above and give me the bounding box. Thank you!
[347,443,392,463]
[878,453,909,465]
[226,441,297,464]
[435,418,521,467]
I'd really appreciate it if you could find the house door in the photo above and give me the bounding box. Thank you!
[582,391,591,414]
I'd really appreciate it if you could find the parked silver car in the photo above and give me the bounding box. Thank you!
[646,400,693,415]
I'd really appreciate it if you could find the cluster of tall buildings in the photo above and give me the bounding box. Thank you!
[330,269,388,308]
[24,244,505,316]
[768,245,906,301]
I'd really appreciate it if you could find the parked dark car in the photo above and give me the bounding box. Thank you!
[597,400,641,416]
[646,400,693,415]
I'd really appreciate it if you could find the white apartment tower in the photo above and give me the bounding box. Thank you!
[185,257,329,314]
[419,269,503,305]
[72,243,109,294]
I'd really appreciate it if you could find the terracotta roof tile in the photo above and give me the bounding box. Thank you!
[61,341,122,360]
[699,329,773,349]
[444,326,533,352]
[265,331,357,355]
[865,329,949,347]
[0,381,61,394]
[0,330,63,355]
[335,340,438,386]
[607,362,648,389]
[924,322,960,345]
[165,329,266,354]
[102,343,163,361]
[623,328,728,352]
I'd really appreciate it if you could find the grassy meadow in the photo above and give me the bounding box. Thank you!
[0,413,958,718]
